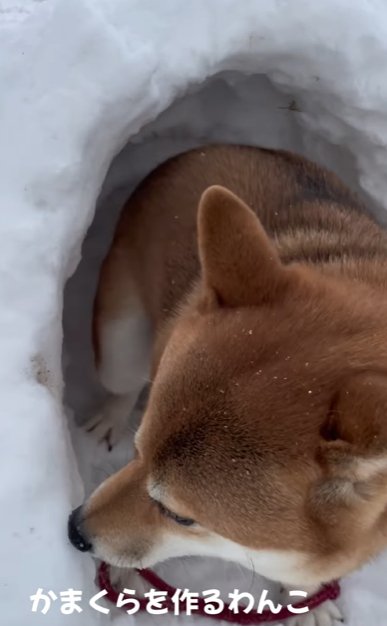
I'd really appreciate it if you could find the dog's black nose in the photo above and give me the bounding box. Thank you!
[68,506,92,552]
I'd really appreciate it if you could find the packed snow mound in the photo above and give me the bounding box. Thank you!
[2,1,387,625]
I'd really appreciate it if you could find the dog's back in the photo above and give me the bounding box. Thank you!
[103,145,386,324]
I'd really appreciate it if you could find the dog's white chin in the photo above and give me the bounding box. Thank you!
[92,531,312,587]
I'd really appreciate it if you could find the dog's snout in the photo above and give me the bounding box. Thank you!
[68,506,92,553]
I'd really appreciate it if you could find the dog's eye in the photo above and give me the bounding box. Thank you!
[155,500,196,527]
[171,513,196,527]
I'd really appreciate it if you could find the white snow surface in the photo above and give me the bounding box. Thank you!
[2,1,387,625]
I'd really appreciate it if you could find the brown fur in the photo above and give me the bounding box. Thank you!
[83,145,387,587]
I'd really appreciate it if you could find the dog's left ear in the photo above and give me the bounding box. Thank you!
[197,185,296,307]
[319,372,387,482]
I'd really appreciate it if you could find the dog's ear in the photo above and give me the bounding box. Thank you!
[197,185,293,307]
[319,372,387,484]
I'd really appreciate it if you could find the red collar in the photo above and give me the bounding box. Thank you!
[98,562,340,624]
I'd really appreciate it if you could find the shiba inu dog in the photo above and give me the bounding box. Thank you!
[69,145,387,624]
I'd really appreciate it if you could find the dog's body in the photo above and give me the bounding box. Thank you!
[70,145,387,622]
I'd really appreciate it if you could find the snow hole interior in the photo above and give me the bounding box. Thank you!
[62,70,379,618]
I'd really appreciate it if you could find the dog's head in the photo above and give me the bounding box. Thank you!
[71,186,387,586]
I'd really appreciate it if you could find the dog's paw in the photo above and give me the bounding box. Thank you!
[277,585,343,626]
[84,394,136,451]
[84,411,126,451]
[285,599,343,626]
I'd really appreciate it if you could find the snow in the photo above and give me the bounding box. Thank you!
[2,0,387,625]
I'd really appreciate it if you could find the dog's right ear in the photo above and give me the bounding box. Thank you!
[197,185,294,308]
[312,373,387,526]
[319,372,387,478]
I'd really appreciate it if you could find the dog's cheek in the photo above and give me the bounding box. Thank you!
[137,528,213,567]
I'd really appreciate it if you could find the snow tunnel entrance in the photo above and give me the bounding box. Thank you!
[62,69,370,498]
